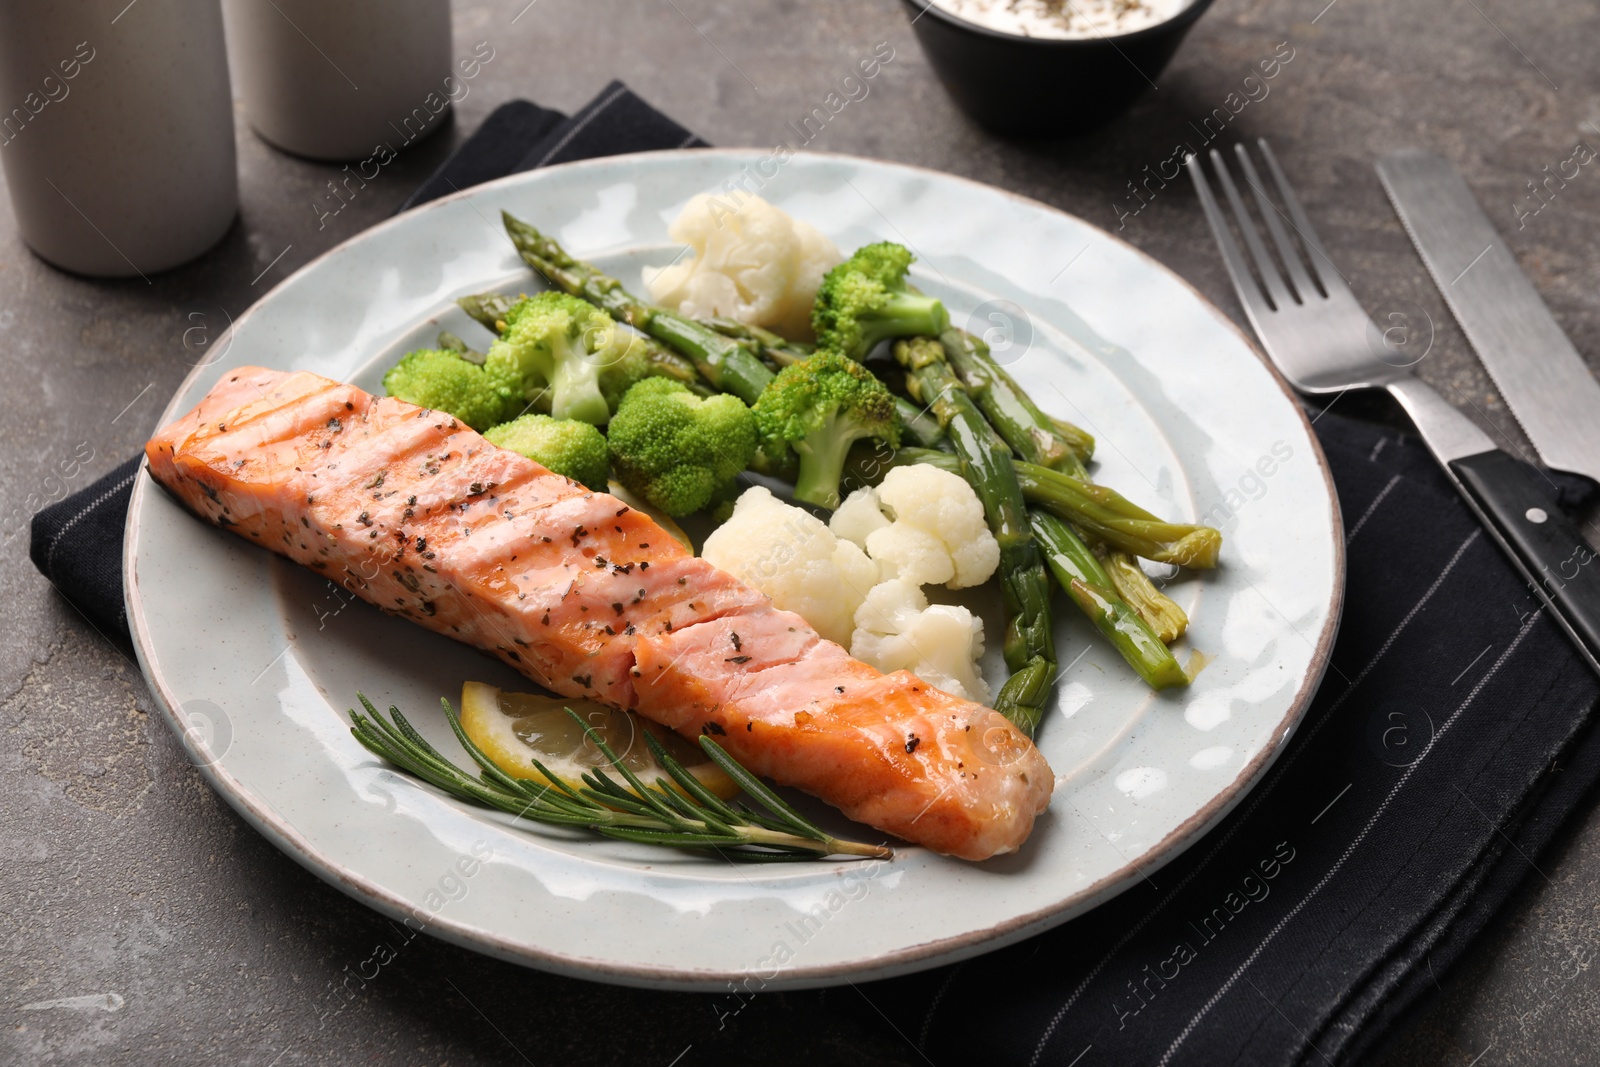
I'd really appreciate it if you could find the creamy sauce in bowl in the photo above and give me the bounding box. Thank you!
[927,0,1191,38]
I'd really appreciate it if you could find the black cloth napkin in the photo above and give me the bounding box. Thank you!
[31,453,142,639]
[30,83,1600,1066]
[397,82,706,213]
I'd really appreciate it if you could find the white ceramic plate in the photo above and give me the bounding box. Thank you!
[125,150,1341,990]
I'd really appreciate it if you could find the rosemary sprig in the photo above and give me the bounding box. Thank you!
[348,694,892,862]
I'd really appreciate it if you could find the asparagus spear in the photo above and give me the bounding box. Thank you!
[501,213,776,405]
[1030,511,1188,689]
[457,291,518,333]
[1099,546,1188,643]
[940,327,1095,475]
[435,330,485,365]
[894,396,948,450]
[891,337,1056,736]
[703,317,812,370]
[872,447,1221,568]
[1016,462,1222,568]
[1051,415,1091,448]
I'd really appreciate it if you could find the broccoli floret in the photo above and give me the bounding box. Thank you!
[754,350,900,509]
[607,378,757,516]
[483,291,645,425]
[382,348,513,431]
[484,414,610,491]
[811,242,950,360]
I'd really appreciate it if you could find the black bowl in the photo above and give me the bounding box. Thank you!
[902,0,1216,136]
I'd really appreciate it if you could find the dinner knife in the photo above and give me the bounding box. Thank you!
[1376,148,1600,487]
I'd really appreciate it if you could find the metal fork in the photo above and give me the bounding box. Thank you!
[1187,140,1600,676]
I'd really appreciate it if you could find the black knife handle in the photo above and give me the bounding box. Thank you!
[1451,450,1600,669]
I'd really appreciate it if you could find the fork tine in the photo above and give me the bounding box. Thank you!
[1206,148,1294,312]
[1232,143,1317,303]
[1184,152,1274,323]
[1254,138,1354,302]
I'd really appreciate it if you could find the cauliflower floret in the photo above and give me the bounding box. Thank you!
[858,465,1001,588]
[830,486,892,550]
[771,218,841,340]
[701,486,876,645]
[866,523,955,586]
[878,465,1000,588]
[642,194,841,342]
[850,579,991,703]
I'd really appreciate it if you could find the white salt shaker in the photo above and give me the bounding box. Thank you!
[223,0,455,162]
[0,0,238,277]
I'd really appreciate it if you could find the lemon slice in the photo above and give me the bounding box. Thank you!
[607,480,693,552]
[458,681,739,798]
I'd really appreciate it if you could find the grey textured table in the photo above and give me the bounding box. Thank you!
[5,1,1599,1064]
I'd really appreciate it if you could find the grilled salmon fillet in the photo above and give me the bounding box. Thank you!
[146,367,1054,860]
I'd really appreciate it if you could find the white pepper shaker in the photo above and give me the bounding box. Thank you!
[223,0,454,162]
[0,0,238,277]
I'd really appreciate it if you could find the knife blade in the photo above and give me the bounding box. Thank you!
[1376,148,1600,486]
